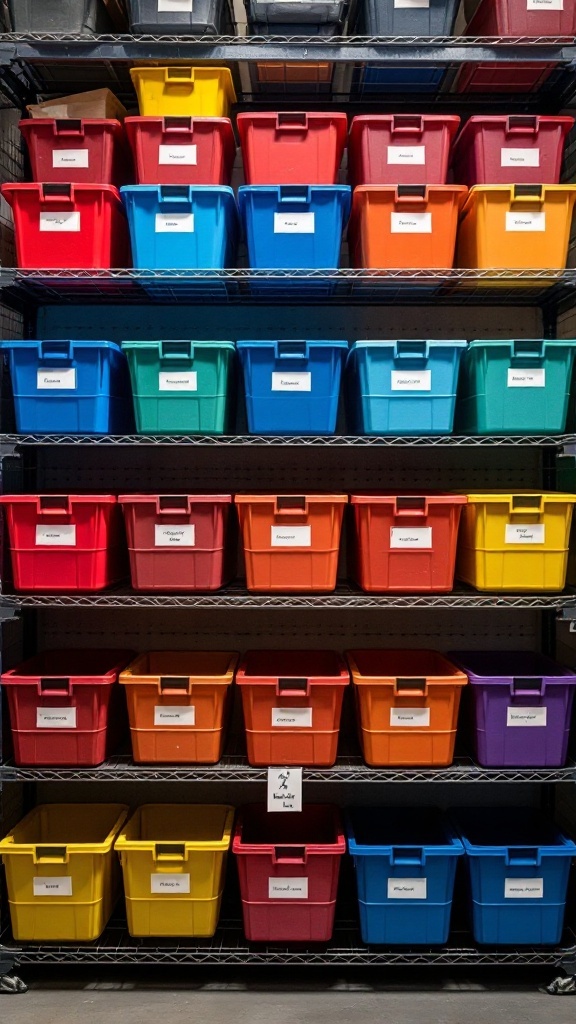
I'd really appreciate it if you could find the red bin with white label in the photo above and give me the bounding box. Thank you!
[452,116,574,187]
[19,118,132,187]
[125,116,236,186]
[348,115,460,188]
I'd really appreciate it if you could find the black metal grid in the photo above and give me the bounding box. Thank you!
[2,433,575,448]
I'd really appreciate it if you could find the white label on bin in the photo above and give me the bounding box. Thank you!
[274,213,315,234]
[155,213,194,233]
[40,211,80,232]
[272,707,313,728]
[155,524,195,547]
[52,149,89,169]
[159,0,193,10]
[33,876,73,897]
[387,146,426,165]
[271,371,311,392]
[505,877,544,898]
[391,369,432,391]
[507,368,546,388]
[501,148,540,168]
[507,706,547,727]
[267,767,303,812]
[269,877,309,899]
[527,0,562,9]
[158,371,198,391]
[151,873,191,894]
[35,525,76,546]
[159,144,197,166]
[271,525,311,547]
[391,212,432,234]
[36,368,77,390]
[505,523,545,544]
[390,527,432,549]
[505,212,546,232]
[36,707,76,728]
[394,0,430,7]
[388,878,427,899]
[154,705,195,726]
[390,707,431,727]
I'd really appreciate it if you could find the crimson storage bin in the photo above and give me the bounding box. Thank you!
[348,115,460,189]
[19,118,132,188]
[452,116,574,188]
[1,183,130,270]
[118,494,236,592]
[237,112,347,186]
[350,494,467,593]
[233,804,346,942]
[450,651,576,768]
[1,649,133,767]
[0,494,128,592]
[236,649,349,767]
[125,116,236,187]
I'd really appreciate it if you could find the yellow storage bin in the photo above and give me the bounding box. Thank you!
[0,803,128,942]
[457,491,576,592]
[115,804,234,937]
[130,67,236,118]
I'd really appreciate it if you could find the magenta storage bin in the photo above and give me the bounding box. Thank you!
[452,116,574,188]
[450,651,576,768]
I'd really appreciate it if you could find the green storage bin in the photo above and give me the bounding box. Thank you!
[122,340,235,435]
[456,339,576,436]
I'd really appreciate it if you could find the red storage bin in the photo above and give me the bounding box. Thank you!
[456,63,556,95]
[452,116,574,187]
[1,649,133,767]
[0,494,128,592]
[237,112,348,185]
[0,183,130,269]
[350,494,467,593]
[19,118,132,187]
[348,115,460,189]
[125,116,236,186]
[118,494,236,592]
[233,804,346,943]
[236,650,349,767]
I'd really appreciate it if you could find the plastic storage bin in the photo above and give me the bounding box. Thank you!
[246,0,347,22]
[465,0,576,37]
[237,113,347,186]
[346,339,467,436]
[0,494,128,592]
[115,804,234,937]
[20,118,131,188]
[237,339,348,436]
[119,651,238,764]
[347,649,467,767]
[1,649,133,768]
[130,67,236,119]
[9,0,113,32]
[128,0,232,33]
[348,115,460,189]
[236,649,349,767]
[235,493,347,592]
[0,803,128,942]
[1,183,130,270]
[2,339,135,436]
[355,66,448,96]
[346,808,464,945]
[121,185,238,270]
[122,339,235,435]
[452,116,574,188]
[238,185,351,269]
[452,807,576,945]
[456,339,576,436]
[359,0,459,34]
[125,117,236,187]
[349,186,467,270]
[449,651,576,768]
[349,494,467,593]
[119,493,235,592]
[456,491,576,593]
[233,804,345,942]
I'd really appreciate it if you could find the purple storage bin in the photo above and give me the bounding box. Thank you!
[449,651,576,768]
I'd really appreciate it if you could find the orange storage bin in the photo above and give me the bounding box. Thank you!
[347,649,467,767]
[119,651,238,764]
[235,493,347,593]
[349,185,467,270]
[236,650,349,767]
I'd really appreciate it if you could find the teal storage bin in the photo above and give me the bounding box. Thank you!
[122,339,235,435]
[456,339,576,436]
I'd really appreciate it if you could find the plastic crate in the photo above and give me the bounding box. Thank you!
[237,339,348,436]
[20,118,132,188]
[452,116,574,188]
[346,340,467,436]
[0,803,128,942]
[246,0,347,21]
[237,113,347,185]
[346,808,464,945]
[452,808,576,945]
[122,339,235,435]
[236,649,349,767]
[119,651,238,764]
[349,186,467,270]
[348,115,460,189]
[347,649,467,767]
[252,61,334,94]
[128,0,233,33]
[465,0,576,36]
[358,0,458,33]
[355,67,447,95]
[349,494,467,593]
[456,491,576,593]
[449,651,576,768]
[118,493,236,592]
[125,117,236,187]
[235,493,347,592]
[1,649,133,767]
[130,67,236,119]
[0,494,128,592]
[456,339,576,436]
[9,0,113,32]
[2,339,135,436]
[238,185,351,270]
[1,183,130,271]
[115,805,234,937]
[247,17,341,31]
[233,804,345,942]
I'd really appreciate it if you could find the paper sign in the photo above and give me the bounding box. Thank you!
[37,707,76,728]
[394,0,430,7]
[505,878,544,898]
[33,877,73,896]
[37,368,77,390]
[390,707,430,727]
[36,525,76,546]
[505,524,545,544]
[155,213,194,233]
[159,145,197,166]
[271,526,311,547]
[269,878,308,899]
[272,707,313,727]
[155,524,195,547]
[390,527,432,549]
[527,0,562,8]
[505,212,546,232]
[274,213,315,234]
[154,705,195,726]
[53,149,89,168]
[387,146,426,165]
[151,873,191,894]
[159,0,193,10]
[388,878,427,899]
[391,212,432,234]
[507,707,547,727]
[507,368,545,388]
[267,767,303,812]
[40,212,80,232]
[501,148,540,168]
[158,371,197,391]
[271,372,311,392]
[391,370,431,391]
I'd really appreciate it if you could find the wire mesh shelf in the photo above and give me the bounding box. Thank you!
[1,433,574,447]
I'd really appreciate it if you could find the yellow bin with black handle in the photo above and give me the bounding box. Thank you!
[130,66,236,118]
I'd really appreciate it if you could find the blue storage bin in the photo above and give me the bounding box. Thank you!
[346,808,464,945]
[452,808,576,946]
[2,340,134,435]
[237,339,348,435]
[346,340,467,436]
[238,185,351,270]
[355,67,447,95]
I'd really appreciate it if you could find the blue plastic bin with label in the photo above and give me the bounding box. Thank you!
[238,185,351,270]
[237,339,348,435]
[2,340,134,435]
[346,808,464,945]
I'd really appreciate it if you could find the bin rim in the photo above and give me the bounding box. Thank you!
[344,807,464,856]
[460,183,576,216]
[237,339,349,349]
[349,113,461,142]
[237,111,348,146]
[232,803,346,856]
[129,66,237,105]
[0,803,129,855]
[234,493,348,504]
[118,493,233,504]
[346,648,467,686]
[119,649,238,685]
[450,808,576,857]
[1,339,124,353]
[1,648,134,686]
[114,803,235,852]
[465,338,576,349]
[236,648,349,686]
[19,117,125,132]
[120,183,236,199]
[121,339,235,351]
[0,493,119,504]
[461,490,576,503]
[453,114,575,154]
[448,649,576,684]
[125,115,234,130]
[350,493,468,505]
[1,181,122,201]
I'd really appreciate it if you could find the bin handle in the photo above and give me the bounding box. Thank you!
[159,676,190,693]
[272,846,307,864]
[159,185,191,203]
[160,340,193,361]
[395,340,429,361]
[163,116,193,133]
[34,846,68,864]
[279,186,310,204]
[506,115,538,134]
[37,495,72,515]
[165,67,194,81]
[391,115,423,134]
[395,677,428,694]
[391,847,425,866]
[511,340,545,362]
[157,495,191,514]
[510,185,544,204]
[39,340,73,362]
[395,185,427,204]
[510,495,544,515]
[274,341,309,360]
[511,677,545,696]
[506,848,541,867]
[394,497,427,517]
[155,843,186,861]
[276,112,308,130]
[39,677,72,695]
[40,183,74,204]
[277,677,310,696]
[55,119,84,135]
[275,496,308,515]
